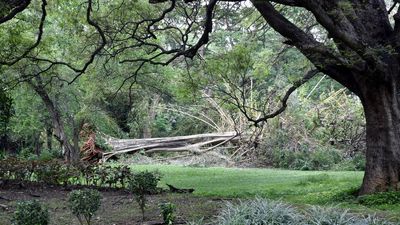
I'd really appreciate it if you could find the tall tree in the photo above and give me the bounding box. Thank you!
[248,0,400,195]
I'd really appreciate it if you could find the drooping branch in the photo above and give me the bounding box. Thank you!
[67,0,107,83]
[23,0,106,84]
[0,0,46,66]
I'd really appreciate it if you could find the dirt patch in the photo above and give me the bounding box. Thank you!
[0,181,224,225]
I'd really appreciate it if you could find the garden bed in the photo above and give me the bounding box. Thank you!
[0,180,223,225]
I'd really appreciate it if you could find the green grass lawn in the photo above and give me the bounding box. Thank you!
[131,165,362,202]
[129,164,400,220]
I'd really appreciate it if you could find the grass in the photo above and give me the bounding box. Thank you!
[129,164,400,221]
[130,164,362,203]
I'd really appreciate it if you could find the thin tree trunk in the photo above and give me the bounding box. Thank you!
[142,94,160,138]
[46,125,52,150]
[359,79,400,195]
[29,78,79,163]
[34,132,41,156]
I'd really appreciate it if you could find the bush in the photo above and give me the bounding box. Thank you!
[214,199,396,225]
[0,157,134,188]
[305,206,356,225]
[68,189,102,225]
[12,200,49,225]
[328,187,358,202]
[358,191,400,206]
[159,202,176,225]
[352,152,366,171]
[262,147,350,171]
[215,198,302,225]
[305,206,395,225]
[128,170,162,221]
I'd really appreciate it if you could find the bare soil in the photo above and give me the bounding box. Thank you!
[0,181,224,225]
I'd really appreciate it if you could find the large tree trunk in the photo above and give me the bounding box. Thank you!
[359,77,400,195]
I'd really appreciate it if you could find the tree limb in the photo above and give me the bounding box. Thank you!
[247,69,319,126]
[0,0,31,24]
[0,0,46,66]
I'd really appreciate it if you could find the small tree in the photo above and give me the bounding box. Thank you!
[13,200,49,225]
[68,189,102,225]
[128,170,162,221]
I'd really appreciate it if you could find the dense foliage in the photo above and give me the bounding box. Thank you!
[0,158,134,188]
[12,200,49,225]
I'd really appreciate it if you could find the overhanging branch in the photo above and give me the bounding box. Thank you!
[24,0,107,84]
[0,0,46,66]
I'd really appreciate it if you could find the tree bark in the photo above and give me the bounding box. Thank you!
[359,77,400,195]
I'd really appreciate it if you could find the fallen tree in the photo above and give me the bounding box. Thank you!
[102,132,238,161]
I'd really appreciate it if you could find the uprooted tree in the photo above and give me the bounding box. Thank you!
[1,0,400,195]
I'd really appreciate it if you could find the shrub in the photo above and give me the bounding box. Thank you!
[35,160,73,185]
[68,189,102,225]
[305,206,396,225]
[358,191,400,206]
[215,198,302,225]
[37,149,61,161]
[360,215,396,225]
[305,206,356,225]
[329,187,358,202]
[262,147,347,171]
[159,202,176,225]
[128,170,162,221]
[12,200,49,225]
[352,153,366,171]
[215,199,396,225]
